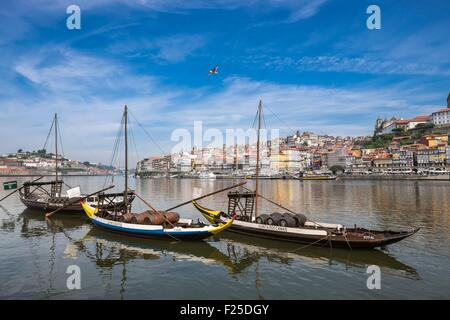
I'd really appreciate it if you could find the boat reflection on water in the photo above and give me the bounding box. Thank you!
[75,227,419,280]
[0,204,17,233]
[216,233,420,280]
[19,207,89,238]
[15,207,419,292]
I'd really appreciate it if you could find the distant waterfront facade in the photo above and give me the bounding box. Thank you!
[137,93,450,177]
[0,150,117,176]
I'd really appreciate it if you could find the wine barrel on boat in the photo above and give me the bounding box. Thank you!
[119,212,136,223]
[267,212,283,226]
[256,213,269,224]
[135,211,165,225]
[280,213,297,227]
[293,213,307,227]
[163,211,180,224]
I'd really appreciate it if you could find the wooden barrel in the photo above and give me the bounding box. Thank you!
[130,214,138,224]
[119,213,135,223]
[267,212,283,226]
[280,213,297,227]
[135,212,151,225]
[150,211,165,225]
[293,213,307,227]
[256,214,269,225]
[163,211,180,224]
[135,211,165,225]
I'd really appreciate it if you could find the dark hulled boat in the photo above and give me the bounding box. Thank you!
[18,114,133,213]
[192,100,419,249]
[19,180,133,212]
[193,199,418,249]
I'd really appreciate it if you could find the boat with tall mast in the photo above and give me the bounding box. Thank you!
[80,105,235,240]
[193,100,419,249]
[18,113,134,212]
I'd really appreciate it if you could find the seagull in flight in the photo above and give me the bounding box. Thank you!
[208,65,219,75]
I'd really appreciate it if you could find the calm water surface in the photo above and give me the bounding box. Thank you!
[0,176,449,299]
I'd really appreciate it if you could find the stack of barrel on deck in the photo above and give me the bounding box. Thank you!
[255,212,307,228]
[119,210,180,225]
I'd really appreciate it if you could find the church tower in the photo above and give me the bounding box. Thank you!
[447,92,450,108]
[374,116,383,135]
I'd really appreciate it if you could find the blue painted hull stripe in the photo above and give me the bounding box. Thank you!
[93,218,210,236]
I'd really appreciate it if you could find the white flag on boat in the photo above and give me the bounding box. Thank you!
[66,186,81,198]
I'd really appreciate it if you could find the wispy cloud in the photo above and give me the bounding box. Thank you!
[285,0,328,22]
[108,33,209,64]
[241,54,450,76]
[13,46,166,97]
[4,45,444,163]
[294,56,450,76]
[152,34,208,63]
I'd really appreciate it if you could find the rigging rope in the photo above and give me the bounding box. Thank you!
[103,114,125,188]
[264,103,297,135]
[129,110,167,156]
[129,122,140,169]
[42,117,55,152]
[57,118,65,161]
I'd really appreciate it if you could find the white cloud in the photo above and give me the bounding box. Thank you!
[154,34,207,63]
[295,56,450,76]
[2,46,446,164]
[242,54,450,76]
[285,0,328,22]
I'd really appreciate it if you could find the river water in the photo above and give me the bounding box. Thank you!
[0,176,449,299]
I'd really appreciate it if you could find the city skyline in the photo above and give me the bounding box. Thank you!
[1,0,449,164]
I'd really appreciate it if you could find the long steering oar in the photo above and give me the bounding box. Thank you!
[0,176,44,203]
[164,181,246,212]
[45,185,115,218]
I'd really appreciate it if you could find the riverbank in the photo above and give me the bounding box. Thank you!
[340,174,450,181]
[138,174,450,181]
[0,174,113,177]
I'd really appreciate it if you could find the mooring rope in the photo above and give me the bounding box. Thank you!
[343,232,353,250]
[291,233,330,252]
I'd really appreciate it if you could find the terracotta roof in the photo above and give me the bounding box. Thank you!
[433,108,450,114]
[413,115,431,121]
[396,115,430,124]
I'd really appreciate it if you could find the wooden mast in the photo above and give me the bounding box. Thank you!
[254,100,262,220]
[124,105,128,214]
[54,113,58,185]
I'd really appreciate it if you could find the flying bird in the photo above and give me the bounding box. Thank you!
[208,65,219,75]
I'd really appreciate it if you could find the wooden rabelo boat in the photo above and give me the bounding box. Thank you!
[192,101,419,249]
[18,114,133,213]
[193,199,419,249]
[19,180,133,213]
[80,105,234,241]
[81,200,233,240]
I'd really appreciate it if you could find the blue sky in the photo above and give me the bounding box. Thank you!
[1,0,449,165]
